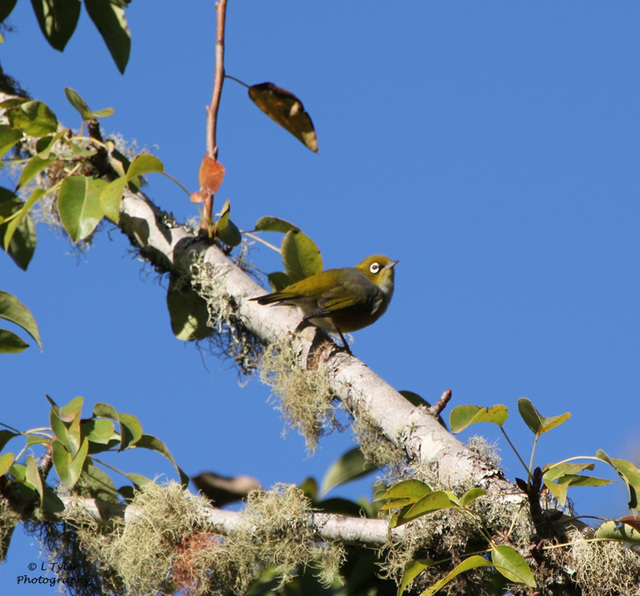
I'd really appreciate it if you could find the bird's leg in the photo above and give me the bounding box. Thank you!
[336,328,352,355]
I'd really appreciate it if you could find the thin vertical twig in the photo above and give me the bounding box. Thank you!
[202,0,228,234]
[207,0,228,159]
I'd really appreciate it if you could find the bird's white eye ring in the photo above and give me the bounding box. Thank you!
[369,262,381,274]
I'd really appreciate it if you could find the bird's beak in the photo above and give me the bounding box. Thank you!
[385,260,399,270]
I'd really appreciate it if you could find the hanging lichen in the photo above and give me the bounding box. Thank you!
[259,338,342,453]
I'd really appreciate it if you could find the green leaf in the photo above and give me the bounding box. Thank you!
[595,520,640,544]
[595,450,640,512]
[52,438,88,489]
[419,556,493,596]
[396,491,453,525]
[84,0,131,73]
[0,98,29,109]
[6,100,58,136]
[543,462,595,481]
[42,486,65,513]
[17,155,56,189]
[81,418,117,445]
[57,395,84,422]
[544,474,613,507]
[0,190,36,270]
[449,404,508,433]
[0,0,18,22]
[104,140,130,177]
[64,87,91,119]
[35,131,64,158]
[320,447,377,496]
[64,87,114,121]
[135,434,189,487]
[254,216,298,234]
[57,175,107,241]
[491,545,536,587]
[0,329,29,353]
[25,435,50,448]
[3,187,46,252]
[398,559,434,596]
[0,125,23,157]
[49,407,74,451]
[82,462,119,502]
[267,271,291,292]
[399,390,431,407]
[379,479,432,501]
[0,452,15,476]
[281,228,322,283]
[314,497,365,517]
[122,472,151,489]
[166,274,213,341]
[48,396,83,456]
[93,402,119,419]
[118,413,143,450]
[0,290,42,349]
[31,0,81,51]
[517,397,570,435]
[298,476,318,500]
[9,463,26,482]
[0,430,18,451]
[25,454,44,506]
[125,154,164,181]
[379,497,421,512]
[6,214,35,270]
[215,198,242,247]
[460,487,486,507]
[100,177,126,223]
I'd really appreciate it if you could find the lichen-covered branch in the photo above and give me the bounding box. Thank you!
[59,492,404,547]
[118,188,514,494]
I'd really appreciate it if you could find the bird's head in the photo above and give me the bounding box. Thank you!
[355,254,398,296]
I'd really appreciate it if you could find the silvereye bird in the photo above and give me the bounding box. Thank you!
[252,254,398,351]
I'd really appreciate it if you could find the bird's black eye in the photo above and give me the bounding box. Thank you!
[369,262,381,274]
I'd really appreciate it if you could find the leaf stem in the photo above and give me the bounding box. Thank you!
[225,74,249,88]
[242,231,282,253]
[528,434,539,480]
[499,426,530,476]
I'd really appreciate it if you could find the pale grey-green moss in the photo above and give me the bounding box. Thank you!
[0,496,22,562]
[26,504,126,595]
[237,484,345,589]
[466,435,503,470]
[259,338,341,453]
[556,530,640,596]
[27,482,345,595]
[353,412,406,472]
[190,258,264,375]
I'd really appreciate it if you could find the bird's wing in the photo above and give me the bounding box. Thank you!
[307,275,381,319]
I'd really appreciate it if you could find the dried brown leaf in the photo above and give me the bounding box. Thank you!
[249,82,318,153]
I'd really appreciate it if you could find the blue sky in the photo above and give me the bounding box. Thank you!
[2,2,640,592]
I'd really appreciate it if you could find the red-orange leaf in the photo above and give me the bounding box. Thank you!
[190,189,208,204]
[199,155,225,194]
[248,82,318,153]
